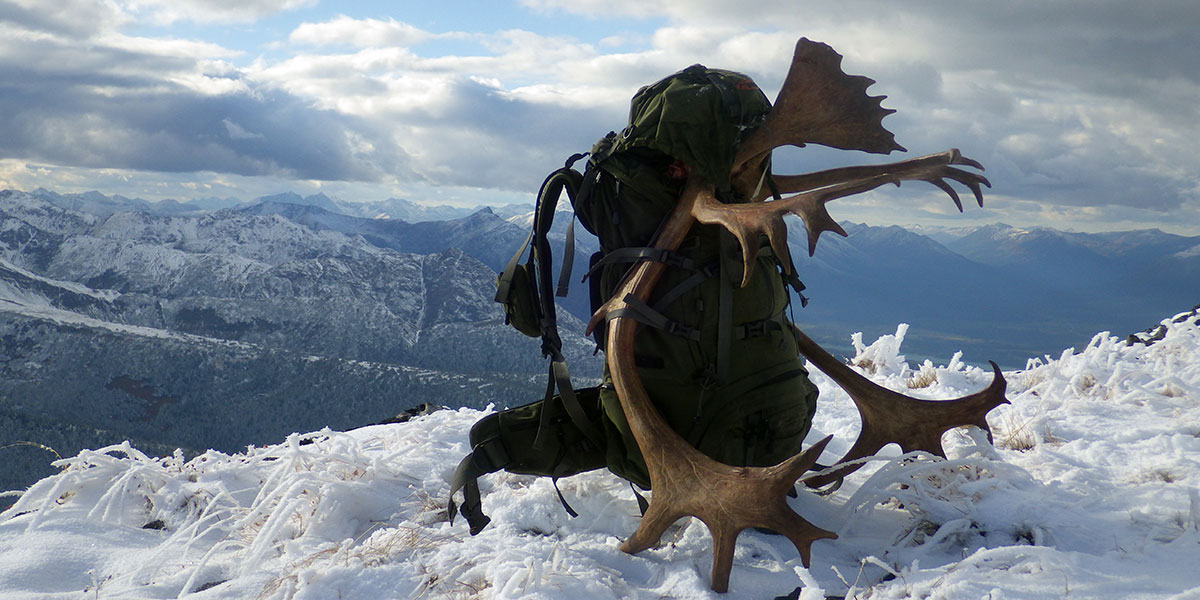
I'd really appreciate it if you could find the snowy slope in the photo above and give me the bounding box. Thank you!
[2,311,1198,599]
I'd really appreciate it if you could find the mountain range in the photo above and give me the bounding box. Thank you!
[787,220,1199,365]
[22,188,527,222]
[0,189,600,495]
[2,187,1197,498]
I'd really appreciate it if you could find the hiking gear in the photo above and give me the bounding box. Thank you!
[451,63,822,532]
[449,38,1006,594]
[592,39,1002,593]
[449,388,607,534]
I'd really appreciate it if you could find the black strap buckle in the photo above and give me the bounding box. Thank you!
[665,320,700,340]
[742,320,768,339]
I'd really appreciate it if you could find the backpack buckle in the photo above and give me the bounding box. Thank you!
[738,320,770,339]
[665,320,700,341]
[660,251,695,271]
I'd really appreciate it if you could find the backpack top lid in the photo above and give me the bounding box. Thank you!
[610,65,773,192]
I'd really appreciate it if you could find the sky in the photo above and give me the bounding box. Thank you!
[1,0,1198,234]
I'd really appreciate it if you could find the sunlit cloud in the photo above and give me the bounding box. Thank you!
[0,1,1196,233]
[288,15,440,48]
[116,0,318,25]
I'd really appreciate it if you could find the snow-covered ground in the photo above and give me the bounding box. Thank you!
[2,310,1198,599]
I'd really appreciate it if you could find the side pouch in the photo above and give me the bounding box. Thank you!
[496,263,541,338]
[471,388,607,478]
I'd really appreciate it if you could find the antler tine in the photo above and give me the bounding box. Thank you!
[693,175,888,287]
[791,326,1010,489]
[761,150,989,201]
[698,150,990,287]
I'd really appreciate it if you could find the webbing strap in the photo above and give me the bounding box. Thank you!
[734,313,789,340]
[649,242,789,315]
[630,482,650,515]
[532,364,560,449]
[548,359,602,448]
[448,435,512,535]
[555,216,576,297]
[581,247,697,281]
[716,231,735,385]
[651,261,719,313]
[552,478,580,518]
[609,294,701,341]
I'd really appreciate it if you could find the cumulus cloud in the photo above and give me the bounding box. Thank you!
[3,0,1198,233]
[117,0,318,25]
[0,0,127,37]
[0,8,413,183]
[288,15,438,48]
[518,0,1200,219]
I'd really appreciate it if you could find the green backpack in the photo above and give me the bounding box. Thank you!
[450,65,820,534]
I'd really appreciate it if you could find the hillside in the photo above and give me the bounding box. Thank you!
[789,221,1200,367]
[0,190,602,494]
[1,308,1197,599]
[12,187,1199,368]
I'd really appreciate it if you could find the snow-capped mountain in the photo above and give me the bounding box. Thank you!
[338,195,529,223]
[27,188,242,218]
[30,188,1196,368]
[4,185,1197,509]
[237,200,597,319]
[0,190,601,495]
[1,190,598,369]
[787,221,1200,367]
[30,188,530,224]
[1,308,1196,599]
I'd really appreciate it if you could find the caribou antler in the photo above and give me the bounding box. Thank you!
[587,38,1008,592]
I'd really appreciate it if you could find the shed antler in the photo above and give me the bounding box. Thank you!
[590,38,1009,592]
[588,180,839,593]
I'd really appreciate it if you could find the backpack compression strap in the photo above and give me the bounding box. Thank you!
[448,430,511,535]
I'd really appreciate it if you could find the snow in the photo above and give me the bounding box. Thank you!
[2,311,1199,599]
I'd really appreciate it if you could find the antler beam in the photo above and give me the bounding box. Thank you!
[588,179,839,593]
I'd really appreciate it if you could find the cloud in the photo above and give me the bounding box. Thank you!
[0,0,129,38]
[117,0,318,25]
[222,118,265,140]
[515,1,1200,213]
[0,16,413,183]
[3,1,1198,234]
[288,15,438,48]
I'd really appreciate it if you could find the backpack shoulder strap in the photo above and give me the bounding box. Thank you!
[495,153,604,450]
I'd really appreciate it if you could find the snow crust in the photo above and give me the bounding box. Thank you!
[2,312,1199,599]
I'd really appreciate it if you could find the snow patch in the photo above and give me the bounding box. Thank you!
[2,314,1199,598]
